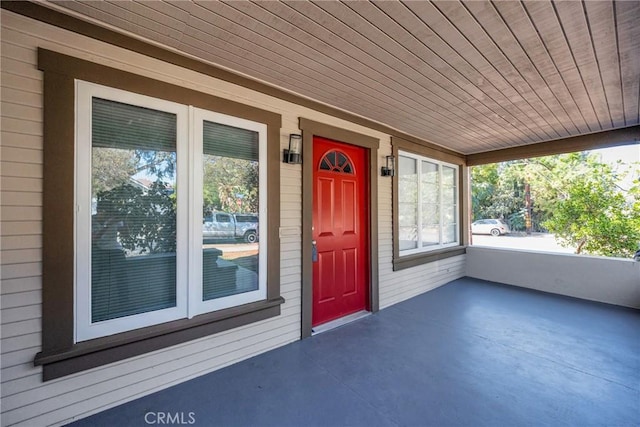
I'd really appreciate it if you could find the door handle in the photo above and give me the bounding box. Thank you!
[311,240,318,263]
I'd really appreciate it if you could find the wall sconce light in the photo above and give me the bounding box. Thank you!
[381,155,395,177]
[284,134,302,164]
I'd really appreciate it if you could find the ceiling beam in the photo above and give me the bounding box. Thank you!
[466,125,640,166]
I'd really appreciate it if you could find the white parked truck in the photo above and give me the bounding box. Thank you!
[203,212,259,243]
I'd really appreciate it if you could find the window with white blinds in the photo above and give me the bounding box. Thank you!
[75,81,267,341]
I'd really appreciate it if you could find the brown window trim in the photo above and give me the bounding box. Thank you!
[393,247,467,271]
[36,48,283,380]
[35,299,283,381]
[391,137,468,271]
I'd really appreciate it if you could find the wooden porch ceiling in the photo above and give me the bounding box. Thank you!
[45,0,639,155]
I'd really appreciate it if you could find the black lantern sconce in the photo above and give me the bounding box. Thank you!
[283,134,302,164]
[381,155,395,177]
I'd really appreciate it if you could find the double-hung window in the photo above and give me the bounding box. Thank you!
[75,81,267,341]
[397,150,459,256]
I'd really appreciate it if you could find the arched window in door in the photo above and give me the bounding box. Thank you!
[319,150,354,174]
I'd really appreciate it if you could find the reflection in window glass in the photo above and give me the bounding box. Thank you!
[398,151,459,254]
[399,155,418,250]
[443,166,458,244]
[91,98,177,322]
[202,121,259,301]
[421,161,439,247]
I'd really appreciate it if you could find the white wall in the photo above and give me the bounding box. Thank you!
[0,10,464,426]
[466,246,640,309]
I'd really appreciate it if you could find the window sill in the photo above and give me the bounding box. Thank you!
[34,297,284,381]
[393,246,466,271]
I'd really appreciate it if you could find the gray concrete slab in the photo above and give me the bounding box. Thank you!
[69,278,640,427]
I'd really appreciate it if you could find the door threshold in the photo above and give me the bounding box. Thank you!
[312,311,370,335]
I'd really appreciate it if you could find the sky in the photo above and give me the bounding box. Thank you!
[589,144,639,191]
[592,144,640,165]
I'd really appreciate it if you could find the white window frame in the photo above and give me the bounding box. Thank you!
[189,108,267,316]
[75,81,268,342]
[398,150,460,256]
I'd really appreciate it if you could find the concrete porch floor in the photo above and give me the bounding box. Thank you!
[70,277,640,427]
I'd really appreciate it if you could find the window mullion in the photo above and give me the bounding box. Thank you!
[187,106,200,319]
[75,82,93,344]
[416,158,422,249]
[176,102,190,319]
[439,166,444,248]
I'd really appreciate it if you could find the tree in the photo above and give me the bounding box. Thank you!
[93,147,177,255]
[471,162,525,228]
[96,182,176,255]
[92,147,137,194]
[471,151,640,257]
[92,147,176,195]
[541,161,640,257]
[203,156,258,214]
[508,153,592,226]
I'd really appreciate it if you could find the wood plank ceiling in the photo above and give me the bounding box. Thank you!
[45,0,639,155]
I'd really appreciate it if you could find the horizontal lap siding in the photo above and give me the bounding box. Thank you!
[0,12,302,426]
[1,19,49,426]
[379,256,466,308]
[0,10,465,427]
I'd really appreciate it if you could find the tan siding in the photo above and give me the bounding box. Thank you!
[1,162,43,179]
[0,117,42,137]
[380,259,466,308]
[1,304,41,324]
[0,56,41,80]
[1,10,465,426]
[0,206,42,222]
[0,72,42,95]
[0,221,41,237]
[0,89,42,110]
[1,235,42,252]
[1,192,42,207]
[1,347,40,370]
[1,40,38,63]
[8,335,295,427]
[1,314,297,394]
[1,372,40,400]
[1,361,41,384]
[1,103,43,123]
[2,319,40,339]
[0,263,41,280]
[0,132,42,150]
[0,177,42,193]
[1,333,41,355]
[1,290,42,310]
[0,146,43,164]
[2,324,298,424]
[1,277,41,294]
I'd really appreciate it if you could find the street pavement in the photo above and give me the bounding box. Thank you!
[471,233,575,254]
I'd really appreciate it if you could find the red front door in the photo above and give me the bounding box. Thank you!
[312,136,369,327]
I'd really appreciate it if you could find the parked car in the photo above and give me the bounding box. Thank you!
[203,212,259,243]
[471,219,510,236]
